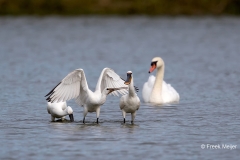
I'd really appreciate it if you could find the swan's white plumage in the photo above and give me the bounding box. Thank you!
[47,68,127,103]
[142,75,155,103]
[142,57,180,104]
[143,75,179,104]
[47,101,73,121]
[161,80,179,103]
[119,71,140,123]
[46,67,128,123]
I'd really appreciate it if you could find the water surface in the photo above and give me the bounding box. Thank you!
[0,16,240,160]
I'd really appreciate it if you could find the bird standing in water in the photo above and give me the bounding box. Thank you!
[119,71,140,124]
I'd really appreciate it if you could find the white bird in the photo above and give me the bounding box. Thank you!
[142,57,180,104]
[47,101,74,122]
[120,71,140,124]
[45,68,128,123]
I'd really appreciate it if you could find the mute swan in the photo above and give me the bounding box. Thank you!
[45,68,128,123]
[120,71,140,124]
[142,57,180,104]
[47,101,74,122]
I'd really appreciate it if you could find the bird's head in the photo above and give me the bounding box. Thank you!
[149,57,164,73]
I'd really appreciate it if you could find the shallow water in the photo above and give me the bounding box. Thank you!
[0,16,240,160]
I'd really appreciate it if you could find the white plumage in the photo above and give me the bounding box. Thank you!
[142,57,180,104]
[120,71,140,123]
[47,101,74,122]
[46,68,128,123]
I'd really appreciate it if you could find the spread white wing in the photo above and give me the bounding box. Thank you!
[96,68,128,96]
[45,69,88,105]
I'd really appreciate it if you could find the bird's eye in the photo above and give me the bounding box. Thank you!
[151,61,157,66]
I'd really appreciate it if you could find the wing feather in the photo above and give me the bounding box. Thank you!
[63,84,73,102]
[115,80,125,95]
[55,85,68,102]
[72,83,78,99]
[67,83,73,99]
[109,78,119,96]
[45,69,89,104]
[69,83,76,101]
[54,85,66,102]
[96,68,128,96]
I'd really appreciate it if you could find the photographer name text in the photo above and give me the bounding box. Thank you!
[201,144,237,150]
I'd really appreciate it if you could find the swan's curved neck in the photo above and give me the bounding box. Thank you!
[63,107,69,115]
[99,92,107,105]
[150,65,164,103]
[128,77,135,97]
[95,69,105,92]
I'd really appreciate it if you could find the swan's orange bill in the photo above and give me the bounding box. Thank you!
[149,64,156,73]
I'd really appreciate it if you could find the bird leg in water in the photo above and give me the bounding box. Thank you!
[83,117,85,124]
